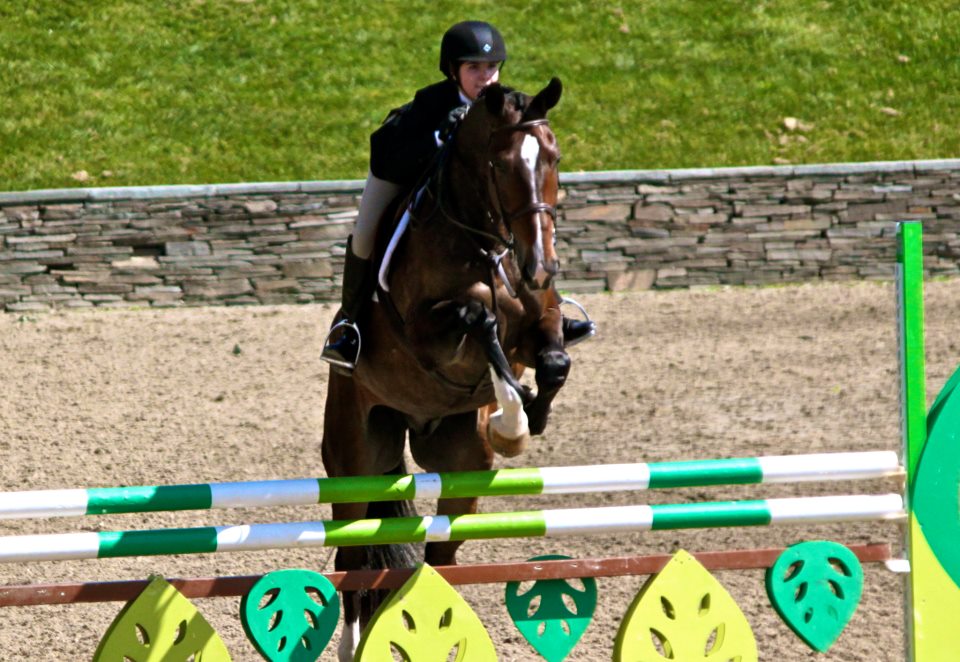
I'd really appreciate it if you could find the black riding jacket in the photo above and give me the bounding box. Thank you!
[369,79,464,189]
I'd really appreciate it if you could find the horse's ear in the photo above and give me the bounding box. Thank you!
[484,84,506,115]
[526,77,563,119]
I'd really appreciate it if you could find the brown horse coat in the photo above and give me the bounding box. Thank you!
[321,78,571,659]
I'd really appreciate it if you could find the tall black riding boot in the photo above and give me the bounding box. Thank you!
[321,237,374,374]
[558,296,597,348]
[561,316,596,347]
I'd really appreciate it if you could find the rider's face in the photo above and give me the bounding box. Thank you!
[457,61,501,101]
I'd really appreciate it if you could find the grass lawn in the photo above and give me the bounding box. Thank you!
[1,0,958,190]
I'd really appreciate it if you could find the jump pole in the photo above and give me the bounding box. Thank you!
[0,493,903,564]
[0,450,901,520]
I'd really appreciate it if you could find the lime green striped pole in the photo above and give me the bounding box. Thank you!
[0,494,904,564]
[0,452,901,520]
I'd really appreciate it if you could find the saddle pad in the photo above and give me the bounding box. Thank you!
[378,187,424,292]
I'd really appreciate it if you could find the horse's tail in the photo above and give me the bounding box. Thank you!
[362,499,421,569]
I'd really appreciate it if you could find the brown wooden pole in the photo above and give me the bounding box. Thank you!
[0,543,892,608]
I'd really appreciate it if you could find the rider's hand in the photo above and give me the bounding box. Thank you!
[438,104,470,143]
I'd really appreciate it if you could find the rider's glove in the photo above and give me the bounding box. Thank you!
[438,104,470,143]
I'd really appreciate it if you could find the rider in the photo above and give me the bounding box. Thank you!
[321,20,596,373]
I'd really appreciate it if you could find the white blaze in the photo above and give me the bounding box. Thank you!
[520,133,539,173]
[520,134,544,265]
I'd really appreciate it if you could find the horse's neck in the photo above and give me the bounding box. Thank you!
[441,154,507,239]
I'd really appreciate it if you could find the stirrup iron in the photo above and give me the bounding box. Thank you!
[561,296,592,323]
[320,318,362,371]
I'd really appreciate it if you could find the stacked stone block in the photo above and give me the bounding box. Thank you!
[0,184,359,312]
[555,161,960,293]
[1,161,959,312]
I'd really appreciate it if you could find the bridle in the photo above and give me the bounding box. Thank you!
[434,117,559,299]
[490,118,558,228]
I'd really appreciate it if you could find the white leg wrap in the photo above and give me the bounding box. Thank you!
[378,187,425,292]
[338,617,361,662]
[488,367,529,440]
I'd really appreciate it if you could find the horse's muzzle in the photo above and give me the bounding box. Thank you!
[522,254,558,290]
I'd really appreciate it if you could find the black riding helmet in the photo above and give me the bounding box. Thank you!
[439,21,507,79]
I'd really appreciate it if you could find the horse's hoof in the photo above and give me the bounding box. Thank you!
[490,436,526,458]
[487,423,528,458]
[521,384,535,405]
[527,405,552,436]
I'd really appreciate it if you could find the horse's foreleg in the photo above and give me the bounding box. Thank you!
[524,306,571,435]
[456,299,533,403]
[525,347,570,434]
[410,412,494,566]
[486,366,531,457]
[322,375,369,662]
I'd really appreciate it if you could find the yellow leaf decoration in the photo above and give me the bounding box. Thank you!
[355,563,497,661]
[614,550,757,662]
[93,575,231,661]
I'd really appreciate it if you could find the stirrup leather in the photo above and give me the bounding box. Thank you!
[320,318,362,370]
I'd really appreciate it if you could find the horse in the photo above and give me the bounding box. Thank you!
[321,78,571,659]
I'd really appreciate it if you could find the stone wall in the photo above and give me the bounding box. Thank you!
[1,160,958,312]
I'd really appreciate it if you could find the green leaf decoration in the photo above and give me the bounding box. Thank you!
[614,550,757,662]
[355,563,497,661]
[93,575,231,661]
[240,569,340,662]
[913,364,960,583]
[505,554,596,662]
[765,541,864,652]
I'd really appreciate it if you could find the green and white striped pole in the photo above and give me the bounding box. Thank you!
[0,451,901,520]
[0,493,904,564]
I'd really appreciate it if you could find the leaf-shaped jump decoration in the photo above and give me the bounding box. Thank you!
[93,575,231,661]
[614,550,757,662]
[240,569,340,662]
[765,541,863,652]
[505,554,596,661]
[355,563,496,661]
